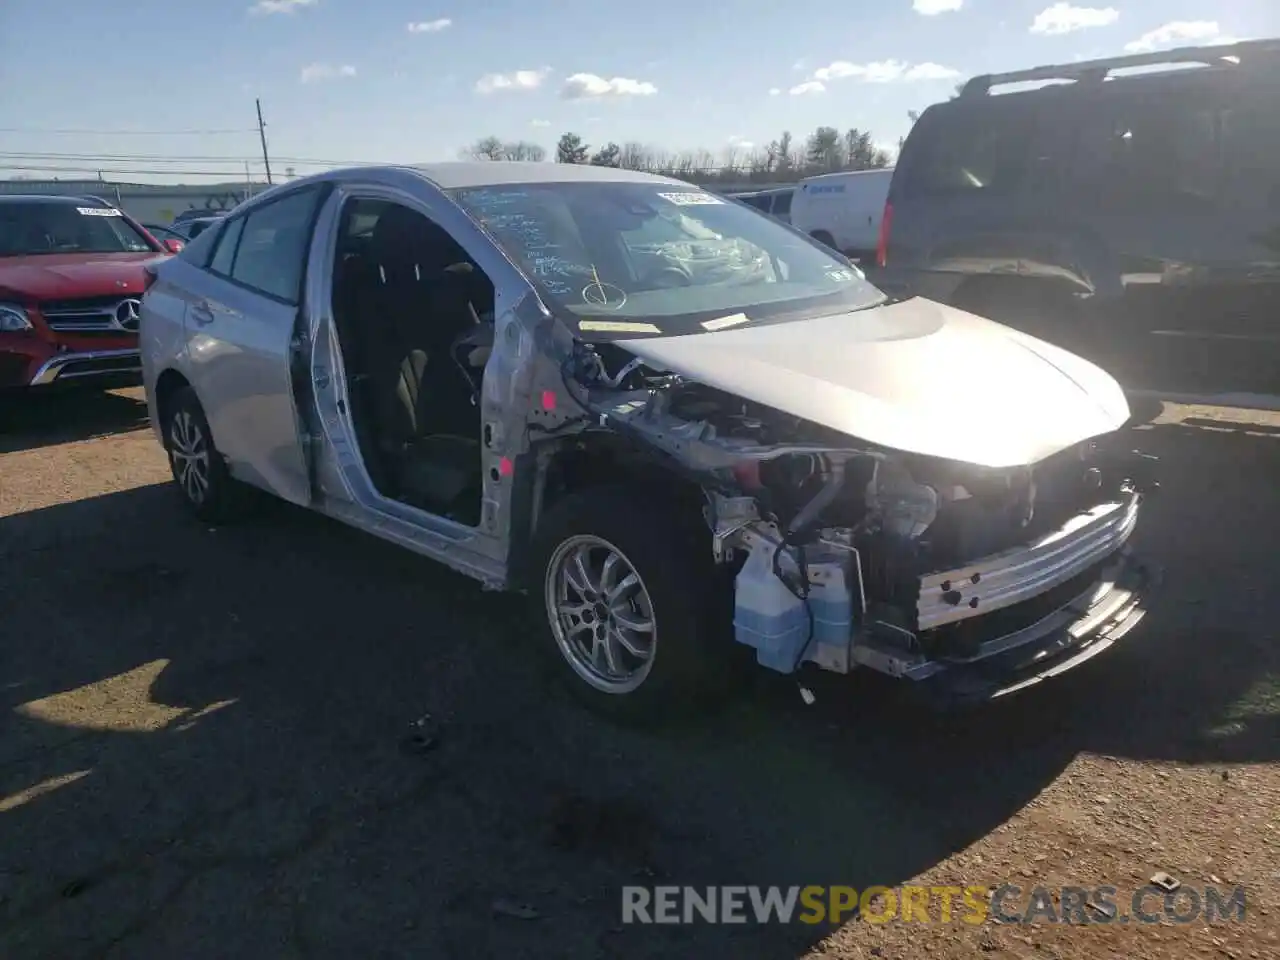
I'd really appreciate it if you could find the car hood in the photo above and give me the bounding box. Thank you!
[0,252,165,302]
[617,297,1131,468]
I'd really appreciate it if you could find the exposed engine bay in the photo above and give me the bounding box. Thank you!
[549,340,1159,698]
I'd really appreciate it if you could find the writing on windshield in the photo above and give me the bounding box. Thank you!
[450,182,883,338]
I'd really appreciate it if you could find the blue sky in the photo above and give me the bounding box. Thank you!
[0,0,1275,182]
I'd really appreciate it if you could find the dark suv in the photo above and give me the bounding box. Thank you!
[876,39,1280,394]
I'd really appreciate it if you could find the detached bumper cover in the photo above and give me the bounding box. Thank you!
[906,548,1159,709]
[27,349,142,386]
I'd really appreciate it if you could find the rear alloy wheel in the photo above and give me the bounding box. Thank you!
[164,387,245,523]
[531,487,733,723]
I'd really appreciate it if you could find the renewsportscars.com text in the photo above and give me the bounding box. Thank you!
[621,884,1248,926]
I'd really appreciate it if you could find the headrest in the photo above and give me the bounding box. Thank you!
[370,205,427,268]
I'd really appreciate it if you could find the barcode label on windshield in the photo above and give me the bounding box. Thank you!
[656,192,723,206]
[77,207,123,217]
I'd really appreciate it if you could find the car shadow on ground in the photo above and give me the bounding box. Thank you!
[0,386,150,455]
[0,409,1276,959]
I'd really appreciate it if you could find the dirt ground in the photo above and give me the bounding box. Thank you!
[0,387,1277,960]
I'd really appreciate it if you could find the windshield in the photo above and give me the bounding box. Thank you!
[0,202,156,257]
[447,181,884,339]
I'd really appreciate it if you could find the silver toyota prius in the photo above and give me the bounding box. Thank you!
[140,162,1159,721]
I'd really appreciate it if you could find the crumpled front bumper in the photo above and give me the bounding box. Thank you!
[903,547,1160,710]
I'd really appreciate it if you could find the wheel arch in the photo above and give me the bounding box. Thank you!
[507,435,710,592]
[151,367,195,445]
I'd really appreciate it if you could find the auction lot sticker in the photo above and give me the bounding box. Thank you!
[657,192,724,206]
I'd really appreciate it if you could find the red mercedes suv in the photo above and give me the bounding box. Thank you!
[0,194,179,390]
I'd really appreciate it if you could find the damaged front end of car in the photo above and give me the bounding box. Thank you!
[557,341,1160,708]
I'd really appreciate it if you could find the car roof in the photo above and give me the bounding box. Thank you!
[223,162,705,221]
[941,38,1279,115]
[410,161,687,189]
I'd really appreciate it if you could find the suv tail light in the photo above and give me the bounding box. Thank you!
[875,201,893,268]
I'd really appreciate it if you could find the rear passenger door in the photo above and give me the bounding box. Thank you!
[182,185,327,506]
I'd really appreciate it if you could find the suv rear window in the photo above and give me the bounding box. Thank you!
[896,105,1034,196]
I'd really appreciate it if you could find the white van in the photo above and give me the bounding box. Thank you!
[789,168,893,262]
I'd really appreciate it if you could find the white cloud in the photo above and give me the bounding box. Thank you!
[768,87,781,96]
[811,59,961,83]
[560,73,658,99]
[250,0,316,14]
[1031,3,1119,36]
[1124,20,1223,53]
[474,68,550,94]
[530,119,551,127]
[407,18,451,33]
[914,0,963,15]
[728,135,754,150]
[789,80,826,96]
[300,62,356,83]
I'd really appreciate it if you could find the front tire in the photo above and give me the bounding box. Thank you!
[162,386,247,523]
[530,486,733,724]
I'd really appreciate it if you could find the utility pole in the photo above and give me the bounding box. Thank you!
[256,98,274,186]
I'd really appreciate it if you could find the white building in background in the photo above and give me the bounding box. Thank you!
[0,178,267,225]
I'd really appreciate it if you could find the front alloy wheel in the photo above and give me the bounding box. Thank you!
[529,486,735,723]
[544,534,657,694]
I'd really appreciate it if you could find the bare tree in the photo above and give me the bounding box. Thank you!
[460,136,507,161]
[618,142,653,171]
[506,140,547,162]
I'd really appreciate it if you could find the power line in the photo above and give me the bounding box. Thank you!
[0,151,385,167]
[0,163,267,178]
[0,127,258,136]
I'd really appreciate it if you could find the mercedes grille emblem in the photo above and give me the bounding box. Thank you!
[115,298,142,332]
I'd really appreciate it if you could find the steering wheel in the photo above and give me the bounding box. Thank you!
[645,265,693,289]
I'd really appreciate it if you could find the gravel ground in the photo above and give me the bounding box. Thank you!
[0,387,1277,960]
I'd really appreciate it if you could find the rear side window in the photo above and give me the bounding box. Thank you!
[229,188,322,304]
[176,220,221,268]
[1071,96,1223,206]
[209,217,245,277]
[896,106,1033,196]
[1221,99,1280,202]
[773,192,793,215]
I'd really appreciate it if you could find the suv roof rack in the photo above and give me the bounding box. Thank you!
[959,37,1280,98]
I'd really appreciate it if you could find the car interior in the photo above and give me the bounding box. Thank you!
[330,199,496,526]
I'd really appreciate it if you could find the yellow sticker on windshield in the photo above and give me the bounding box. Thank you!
[578,320,663,334]
[701,312,750,331]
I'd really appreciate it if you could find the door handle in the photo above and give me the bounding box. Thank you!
[190,301,215,325]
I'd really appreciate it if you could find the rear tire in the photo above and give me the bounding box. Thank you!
[529,486,736,725]
[161,386,250,524]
